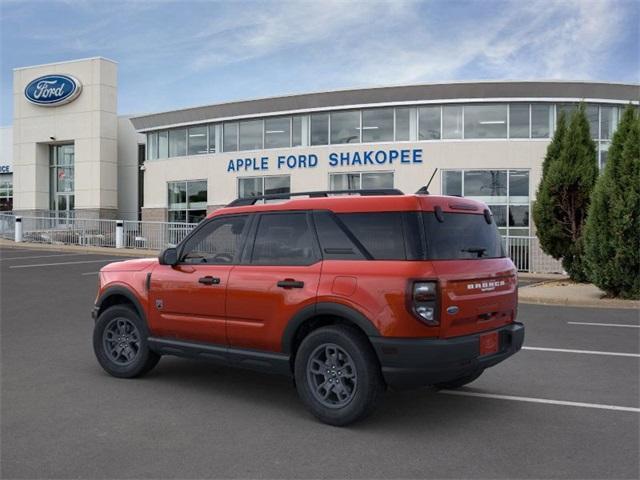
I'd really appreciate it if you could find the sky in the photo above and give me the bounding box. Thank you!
[0,0,638,126]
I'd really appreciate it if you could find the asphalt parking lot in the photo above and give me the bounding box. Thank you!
[1,245,638,479]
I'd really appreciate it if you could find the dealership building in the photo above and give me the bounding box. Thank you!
[4,57,638,239]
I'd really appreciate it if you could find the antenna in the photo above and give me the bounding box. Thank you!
[416,168,439,194]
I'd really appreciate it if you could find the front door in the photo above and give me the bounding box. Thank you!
[226,212,322,352]
[148,214,250,344]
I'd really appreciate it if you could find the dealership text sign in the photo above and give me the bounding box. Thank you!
[226,148,423,172]
[24,74,82,106]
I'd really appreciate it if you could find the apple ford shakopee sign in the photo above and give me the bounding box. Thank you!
[24,74,82,106]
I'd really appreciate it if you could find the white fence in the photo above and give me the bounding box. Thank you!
[0,213,564,274]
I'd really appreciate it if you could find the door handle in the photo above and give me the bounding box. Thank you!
[198,276,221,285]
[277,279,305,289]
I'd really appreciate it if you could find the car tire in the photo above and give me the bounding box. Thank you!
[93,305,160,378]
[294,324,384,426]
[434,369,484,390]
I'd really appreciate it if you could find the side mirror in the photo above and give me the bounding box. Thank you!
[159,247,178,266]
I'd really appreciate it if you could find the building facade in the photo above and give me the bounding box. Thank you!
[4,57,638,238]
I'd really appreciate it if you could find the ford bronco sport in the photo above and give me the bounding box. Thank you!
[92,189,524,426]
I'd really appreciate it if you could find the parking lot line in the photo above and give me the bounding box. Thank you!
[0,253,87,261]
[439,390,640,413]
[9,259,121,269]
[523,346,640,358]
[568,321,640,328]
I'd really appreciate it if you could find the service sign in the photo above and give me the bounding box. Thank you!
[24,74,82,106]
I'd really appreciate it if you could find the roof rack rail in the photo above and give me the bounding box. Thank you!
[226,188,405,207]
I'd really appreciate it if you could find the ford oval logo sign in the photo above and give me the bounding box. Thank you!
[24,74,82,106]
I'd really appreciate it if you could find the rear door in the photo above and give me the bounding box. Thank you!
[423,211,517,338]
[226,211,321,352]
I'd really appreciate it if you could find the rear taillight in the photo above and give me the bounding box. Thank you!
[411,281,439,326]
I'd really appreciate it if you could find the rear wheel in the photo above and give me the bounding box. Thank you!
[434,369,484,389]
[294,325,384,426]
[93,305,160,378]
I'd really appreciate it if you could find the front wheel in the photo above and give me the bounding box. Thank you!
[294,325,384,426]
[93,305,160,378]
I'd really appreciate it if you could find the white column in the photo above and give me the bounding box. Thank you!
[115,220,124,248]
[14,216,22,242]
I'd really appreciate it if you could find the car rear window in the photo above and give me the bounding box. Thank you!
[422,212,505,260]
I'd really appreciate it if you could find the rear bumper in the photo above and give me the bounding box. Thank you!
[370,322,524,389]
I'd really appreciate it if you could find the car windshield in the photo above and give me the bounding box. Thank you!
[422,212,505,260]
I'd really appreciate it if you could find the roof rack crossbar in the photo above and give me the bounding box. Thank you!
[226,188,404,207]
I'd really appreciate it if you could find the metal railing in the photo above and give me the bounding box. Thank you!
[20,216,118,247]
[0,213,15,240]
[122,220,198,250]
[504,235,564,274]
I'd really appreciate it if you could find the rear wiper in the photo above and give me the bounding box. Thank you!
[461,247,487,258]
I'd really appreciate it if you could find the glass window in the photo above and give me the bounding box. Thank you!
[208,124,216,153]
[464,104,507,139]
[509,104,529,138]
[187,126,208,155]
[395,107,411,141]
[238,177,262,198]
[292,116,303,147]
[49,144,75,217]
[252,213,318,265]
[531,104,552,138]
[443,170,462,196]
[442,105,463,139]
[423,212,504,259]
[362,108,393,143]
[509,170,529,201]
[330,110,360,144]
[508,205,529,228]
[313,211,365,260]
[557,103,577,120]
[419,106,441,140]
[463,170,507,201]
[182,215,248,264]
[147,132,158,160]
[586,105,599,139]
[169,129,187,157]
[238,176,290,198]
[600,106,619,140]
[168,181,187,210]
[187,180,207,210]
[168,180,207,224]
[264,117,291,149]
[265,176,290,195]
[158,131,168,159]
[330,173,360,191]
[223,122,238,152]
[362,172,393,189]
[310,113,329,145]
[488,205,507,227]
[239,120,263,150]
[338,213,406,260]
[0,172,12,211]
[599,142,610,170]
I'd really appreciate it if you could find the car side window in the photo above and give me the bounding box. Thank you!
[251,213,318,265]
[181,215,248,264]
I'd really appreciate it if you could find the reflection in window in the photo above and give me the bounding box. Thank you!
[329,172,393,191]
[330,173,360,190]
[292,116,303,146]
[265,117,291,149]
[252,213,316,265]
[182,215,248,264]
[586,104,599,139]
[395,108,411,141]
[169,128,187,157]
[168,180,207,223]
[419,106,441,140]
[239,120,263,150]
[531,104,552,138]
[509,104,529,138]
[509,206,529,228]
[463,170,507,199]
[310,113,329,145]
[147,132,158,160]
[238,175,291,199]
[188,126,208,155]
[488,205,507,227]
[464,104,507,139]
[600,106,619,140]
[223,122,238,152]
[208,124,217,153]
[362,172,393,189]
[509,171,529,200]
[443,170,462,196]
[158,131,168,159]
[0,173,12,211]
[362,108,393,142]
[331,111,360,144]
[442,106,463,139]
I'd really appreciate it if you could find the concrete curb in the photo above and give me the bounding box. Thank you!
[519,284,640,310]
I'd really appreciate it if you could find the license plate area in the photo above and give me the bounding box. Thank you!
[479,331,499,356]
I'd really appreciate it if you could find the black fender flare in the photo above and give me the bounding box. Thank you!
[95,285,147,325]
[281,302,380,354]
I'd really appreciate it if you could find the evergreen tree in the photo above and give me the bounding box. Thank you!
[533,104,598,281]
[584,106,640,298]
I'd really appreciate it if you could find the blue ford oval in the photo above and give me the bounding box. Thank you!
[24,74,82,106]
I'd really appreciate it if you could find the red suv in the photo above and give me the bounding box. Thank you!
[92,189,524,425]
